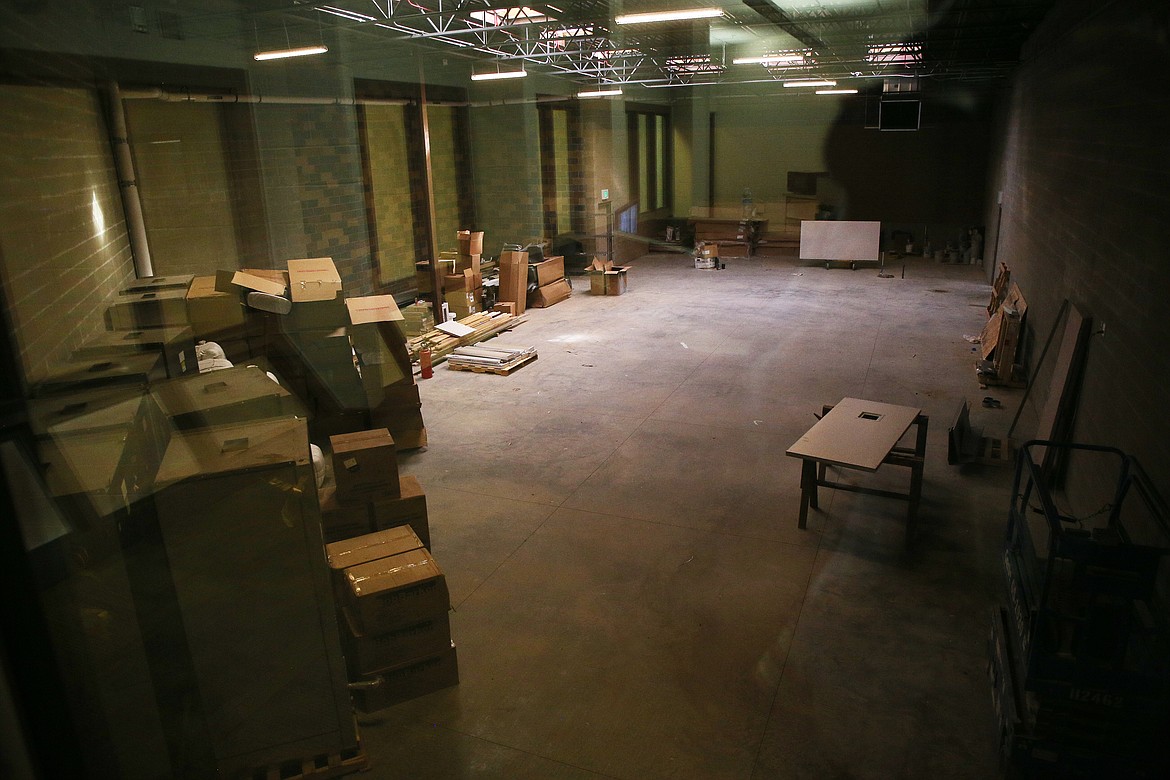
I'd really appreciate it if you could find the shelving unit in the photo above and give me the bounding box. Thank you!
[992,441,1170,777]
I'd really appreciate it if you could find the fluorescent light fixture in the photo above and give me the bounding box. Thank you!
[816,89,858,95]
[577,88,623,98]
[733,54,804,65]
[783,79,835,88]
[615,8,722,25]
[470,68,528,81]
[254,45,329,61]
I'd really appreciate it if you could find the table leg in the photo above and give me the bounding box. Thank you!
[904,415,929,546]
[798,459,820,529]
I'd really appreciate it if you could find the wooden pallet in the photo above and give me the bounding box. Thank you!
[448,352,537,375]
[408,312,526,364]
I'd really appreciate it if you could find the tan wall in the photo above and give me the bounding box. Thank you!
[469,103,543,251]
[427,106,461,254]
[0,85,135,384]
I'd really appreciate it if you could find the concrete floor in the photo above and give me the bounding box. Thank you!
[363,253,1024,779]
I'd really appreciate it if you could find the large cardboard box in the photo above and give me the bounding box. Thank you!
[350,643,459,712]
[529,277,571,308]
[151,365,302,430]
[369,474,430,548]
[287,257,343,302]
[340,608,452,678]
[186,275,247,338]
[497,250,528,315]
[456,230,484,256]
[530,256,565,287]
[214,268,288,297]
[120,274,194,296]
[109,289,190,330]
[35,352,165,396]
[330,428,399,503]
[318,483,374,544]
[345,547,450,634]
[75,325,197,379]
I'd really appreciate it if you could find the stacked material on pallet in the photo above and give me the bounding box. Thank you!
[448,343,536,374]
[407,311,524,363]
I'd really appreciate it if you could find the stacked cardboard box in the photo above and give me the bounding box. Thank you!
[497,249,528,315]
[527,255,571,308]
[74,325,197,379]
[694,242,719,269]
[328,527,457,712]
[400,302,434,337]
[586,257,631,295]
[324,428,431,545]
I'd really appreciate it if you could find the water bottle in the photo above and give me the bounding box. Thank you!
[741,188,753,219]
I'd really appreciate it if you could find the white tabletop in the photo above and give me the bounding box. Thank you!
[786,398,921,472]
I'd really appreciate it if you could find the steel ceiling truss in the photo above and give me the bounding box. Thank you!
[272,1,1053,88]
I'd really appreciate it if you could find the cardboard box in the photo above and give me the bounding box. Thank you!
[35,352,165,396]
[120,275,194,296]
[345,295,404,325]
[605,268,629,295]
[186,276,247,338]
[443,267,481,292]
[75,325,197,379]
[456,230,484,256]
[350,643,458,712]
[278,297,349,332]
[369,474,430,548]
[287,257,343,302]
[529,277,571,308]
[214,268,287,297]
[330,428,399,503]
[588,266,630,295]
[150,364,302,429]
[325,524,423,575]
[109,289,190,330]
[497,250,528,315]
[318,483,374,544]
[345,547,450,634]
[445,288,480,318]
[530,256,565,287]
[697,243,719,258]
[454,255,480,273]
[340,608,451,678]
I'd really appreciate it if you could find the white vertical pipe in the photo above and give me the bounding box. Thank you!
[106,81,153,278]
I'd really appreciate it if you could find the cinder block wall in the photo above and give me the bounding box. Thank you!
[468,103,544,250]
[987,0,1170,504]
[0,85,135,384]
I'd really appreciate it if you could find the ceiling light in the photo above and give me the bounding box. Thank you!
[816,89,858,95]
[471,68,528,81]
[783,79,835,88]
[733,54,804,65]
[615,8,722,25]
[254,45,329,61]
[578,88,623,98]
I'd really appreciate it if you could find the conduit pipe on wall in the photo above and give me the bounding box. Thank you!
[106,81,153,278]
[119,87,571,110]
[119,87,411,107]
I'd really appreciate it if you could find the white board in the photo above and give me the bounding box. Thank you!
[799,220,881,261]
[786,398,920,471]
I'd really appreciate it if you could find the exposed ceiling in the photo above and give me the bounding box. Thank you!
[224,0,1056,89]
